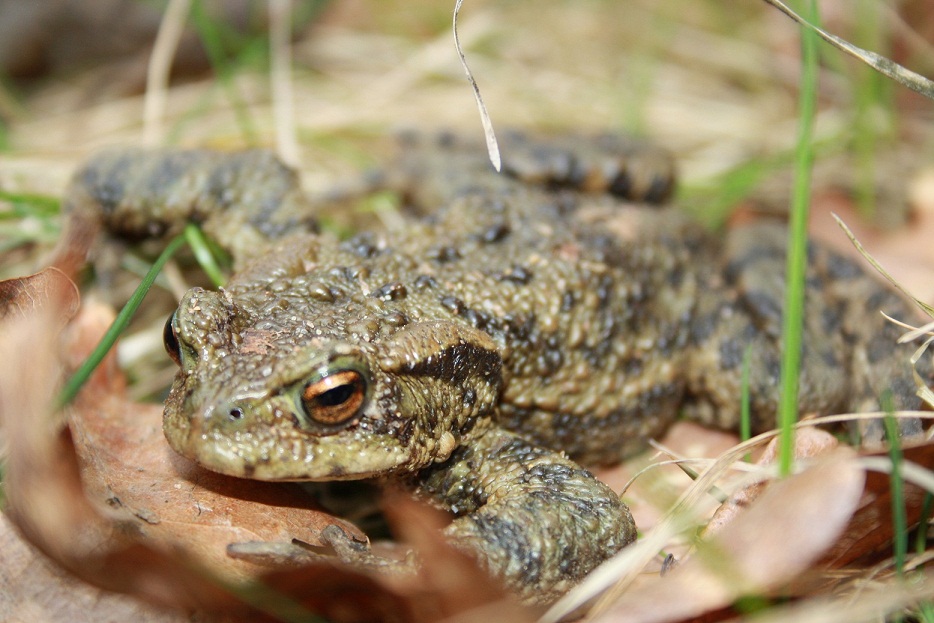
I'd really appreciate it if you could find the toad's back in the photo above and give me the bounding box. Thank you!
[203,131,920,464]
[362,174,705,462]
[345,133,922,460]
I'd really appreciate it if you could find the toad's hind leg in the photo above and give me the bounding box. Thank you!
[683,222,927,438]
[497,130,677,203]
[390,130,677,212]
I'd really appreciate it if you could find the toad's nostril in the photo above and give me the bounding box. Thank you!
[204,401,252,428]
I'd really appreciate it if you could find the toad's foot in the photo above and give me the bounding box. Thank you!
[411,427,636,604]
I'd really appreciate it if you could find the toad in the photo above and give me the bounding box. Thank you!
[62,131,927,603]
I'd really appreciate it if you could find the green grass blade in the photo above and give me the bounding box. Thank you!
[189,0,259,143]
[851,0,893,218]
[918,601,934,623]
[0,190,61,216]
[777,0,820,478]
[55,233,186,409]
[183,223,226,287]
[882,408,907,578]
[0,101,8,151]
[916,492,933,555]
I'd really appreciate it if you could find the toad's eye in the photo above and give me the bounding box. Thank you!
[163,311,181,366]
[301,370,366,426]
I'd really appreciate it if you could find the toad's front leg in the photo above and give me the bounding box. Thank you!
[59,147,316,270]
[411,427,635,604]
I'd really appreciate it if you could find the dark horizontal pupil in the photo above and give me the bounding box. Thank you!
[315,383,356,407]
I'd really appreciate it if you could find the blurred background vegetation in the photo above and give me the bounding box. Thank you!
[1,1,930,196]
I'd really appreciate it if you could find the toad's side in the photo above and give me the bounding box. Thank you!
[59,132,928,603]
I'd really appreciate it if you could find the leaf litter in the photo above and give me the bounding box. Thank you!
[539,412,934,623]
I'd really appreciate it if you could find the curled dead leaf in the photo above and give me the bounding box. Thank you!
[0,513,187,623]
[819,439,934,570]
[0,272,240,613]
[704,427,839,537]
[0,267,79,323]
[593,450,865,623]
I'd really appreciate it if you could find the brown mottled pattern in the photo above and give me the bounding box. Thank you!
[65,132,929,602]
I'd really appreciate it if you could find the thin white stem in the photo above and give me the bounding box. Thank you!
[270,0,299,166]
[143,0,192,146]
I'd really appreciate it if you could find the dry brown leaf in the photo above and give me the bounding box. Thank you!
[0,513,186,623]
[0,272,244,614]
[704,427,839,537]
[0,267,78,323]
[819,439,934,570]
[593,450,865,623]
[256,498,536,623]
[382,496,537,623]
[70,397,369,579]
